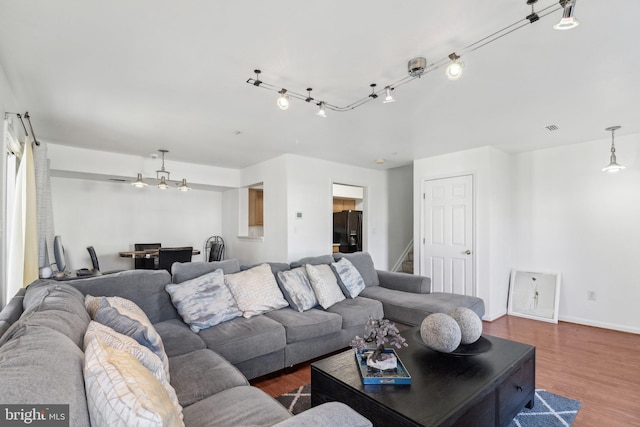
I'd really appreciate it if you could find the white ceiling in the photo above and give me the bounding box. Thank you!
[1,0,638,170]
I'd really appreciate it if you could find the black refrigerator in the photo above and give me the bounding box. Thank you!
[333,210,362,253]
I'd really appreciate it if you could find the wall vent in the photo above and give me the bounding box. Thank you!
[545,124,559,131]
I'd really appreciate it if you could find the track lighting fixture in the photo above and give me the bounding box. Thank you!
[554,0,579,30]
[602,126,625,173]
[445,53,464,80]
[382,86,395,104]
[132,150,192,191]
[316,102,327,118]
[246,1,579,114]
[276,89,290,110]
[131,173,148,188]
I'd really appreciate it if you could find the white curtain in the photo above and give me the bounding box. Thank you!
[33,141,55,267]
[7,139,38,297]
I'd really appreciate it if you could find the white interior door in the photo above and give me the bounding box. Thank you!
[421,175,474,296]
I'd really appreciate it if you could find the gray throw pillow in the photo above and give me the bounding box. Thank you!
[165,269,242,332]
[331,258,366,298]
[276,267,318,312]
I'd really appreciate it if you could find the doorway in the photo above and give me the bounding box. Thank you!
[332,184,364,254]
[421,175,475,296]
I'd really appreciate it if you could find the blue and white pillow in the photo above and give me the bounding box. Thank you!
[277,267,317,312]
[165,269,242,333]
[332,258,366,298]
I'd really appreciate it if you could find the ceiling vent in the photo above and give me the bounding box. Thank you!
[545,125,559,131]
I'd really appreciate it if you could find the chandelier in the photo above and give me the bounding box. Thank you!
[131,149,191,191]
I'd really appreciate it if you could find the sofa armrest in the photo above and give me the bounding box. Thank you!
[271,402,371,427]
[376,270,431,294]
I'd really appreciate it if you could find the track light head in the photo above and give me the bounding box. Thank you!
[445,53,464,80]
[316,102,327,118]
[554,0,579,30]
[382,86,395,104]
[276,89,290,110]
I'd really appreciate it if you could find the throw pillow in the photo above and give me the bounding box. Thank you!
[276,267,318,312]
[83,321,182,419]
[93,297,169,378]
[84,337,184,427]
[331,258,366,298]
[165,269,242,332]
[224,263,289,318]
[305,264,345,309]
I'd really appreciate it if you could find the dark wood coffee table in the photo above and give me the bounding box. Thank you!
[311,327,535,427]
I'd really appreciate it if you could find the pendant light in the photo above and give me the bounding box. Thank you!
[178,178,192,191]
[601,126,625,173]
[132,149,192,191]
[131,173,148,188]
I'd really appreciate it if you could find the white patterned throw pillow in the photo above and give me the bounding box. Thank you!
[84,337,184,427]
[83,322,182,420]
[165,269,242,332]
[276,267,318,312]
[332,257,366,298]
[305,263,345,309]
[224,263,289,318]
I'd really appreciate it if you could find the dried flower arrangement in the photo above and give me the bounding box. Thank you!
[350,317,408,362]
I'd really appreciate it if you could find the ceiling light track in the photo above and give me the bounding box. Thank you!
[246,1,573,114]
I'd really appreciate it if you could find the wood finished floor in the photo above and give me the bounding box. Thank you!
[251,315,640,427]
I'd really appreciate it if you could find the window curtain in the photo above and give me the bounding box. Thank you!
[7,138,38,297]
[33,141,55,269]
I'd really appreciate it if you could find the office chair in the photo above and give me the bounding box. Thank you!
[134,243,162,269]
[86,246,123,274]
[157,247,193,274]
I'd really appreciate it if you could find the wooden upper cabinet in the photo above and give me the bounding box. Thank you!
[333,197,356,213]
[249,188,264,226]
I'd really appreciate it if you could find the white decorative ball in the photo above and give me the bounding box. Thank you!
[448,307,482,344]
[420,313,461,353]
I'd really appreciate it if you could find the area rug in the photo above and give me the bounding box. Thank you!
[276,385,581,426]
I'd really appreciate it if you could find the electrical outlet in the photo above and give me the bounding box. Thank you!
[587,290,597,301]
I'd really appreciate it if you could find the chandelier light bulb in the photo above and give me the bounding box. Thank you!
[157,176,170,190]
[178,178,191,191]
[131,173,148,188]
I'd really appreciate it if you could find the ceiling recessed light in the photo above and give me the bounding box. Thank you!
[375,158,385,164]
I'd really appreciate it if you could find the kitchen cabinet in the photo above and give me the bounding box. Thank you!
[249,189,263,226]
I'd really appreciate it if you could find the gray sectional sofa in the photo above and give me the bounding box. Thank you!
[0,251,484,426]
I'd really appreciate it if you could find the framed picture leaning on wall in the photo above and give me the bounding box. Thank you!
[508,270,561,323]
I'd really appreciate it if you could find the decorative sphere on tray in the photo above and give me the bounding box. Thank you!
[448,307,482,345]
[420,313,461,353]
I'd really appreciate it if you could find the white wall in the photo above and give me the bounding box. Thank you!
[51,177,222,272]
[514,134,640,333]
[387,164,413,269]
[222,154,389,269]
[414,147,514,321]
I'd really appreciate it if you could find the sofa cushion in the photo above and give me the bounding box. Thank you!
[83,322,182,417]
[0,288,25,337]
[305,264,345,309]
[153,319,207,357]
[264,308,342,343]
[182,386,290,427]
[165,269,242,332]
[333,252,380,287]
[332,258,366,298]
[289,254,334,268]
[171,259,241,284]
[0,325,90,427]
[224,263,288,318]
[197,315,285,365]
[84,337,184,427]
[359,287,485,326]
[326,297,384,329]
[168,349,248,407]
[94,297,170,378]
[65,270,177,324]
[276,267,318,312]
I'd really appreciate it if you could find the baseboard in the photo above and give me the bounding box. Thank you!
[482,309,507,322]
[558,315,640,335]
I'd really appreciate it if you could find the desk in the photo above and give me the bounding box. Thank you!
[119,249,201,259]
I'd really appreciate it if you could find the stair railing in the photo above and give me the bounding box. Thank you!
[391,239,414,273]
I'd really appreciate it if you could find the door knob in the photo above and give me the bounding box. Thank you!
[464,250,472,255]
